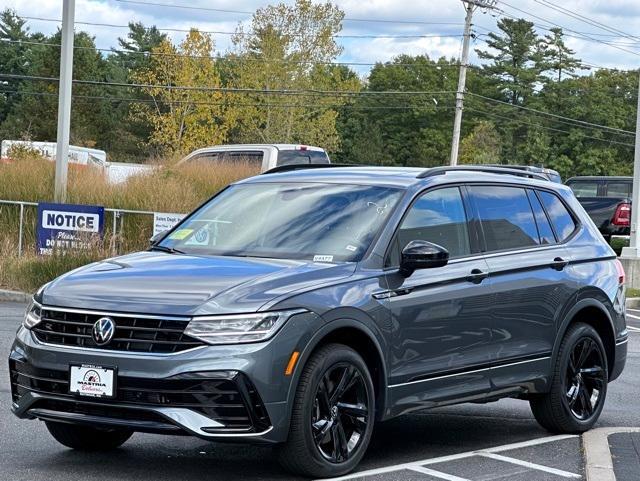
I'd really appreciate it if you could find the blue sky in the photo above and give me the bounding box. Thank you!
[3,0,639,75]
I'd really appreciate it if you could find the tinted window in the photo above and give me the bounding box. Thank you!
[605,182,631,198]
[277,150,329,166]
[469,186,539,251]
[191,152,224,163]
[538,191,577,242]
[527,190,556,245]
[224,151,264,166]
[388,187,470,266]
[568,181,598,198]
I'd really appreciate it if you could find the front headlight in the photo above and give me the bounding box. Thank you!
[23,299,42,329]
[184,309,305,345]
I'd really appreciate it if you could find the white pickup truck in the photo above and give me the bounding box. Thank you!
[178,144,330,171]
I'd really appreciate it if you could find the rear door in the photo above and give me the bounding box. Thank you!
[385,186,494,407]
[467,185,575,389]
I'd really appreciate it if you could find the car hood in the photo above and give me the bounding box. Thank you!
[41,251,356,316]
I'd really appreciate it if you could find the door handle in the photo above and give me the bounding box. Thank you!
[466,268,488,283]
[552,257,568,270]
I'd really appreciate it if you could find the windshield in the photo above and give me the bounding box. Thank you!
[158,182,403,261]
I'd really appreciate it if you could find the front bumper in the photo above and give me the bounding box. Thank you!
[9,310,321,444]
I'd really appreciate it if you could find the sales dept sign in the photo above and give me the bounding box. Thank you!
[36,202,105,255]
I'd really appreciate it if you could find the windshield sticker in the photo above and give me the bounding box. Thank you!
[345,245,357,252]
[313,255,334,263]
[168,229,193,240]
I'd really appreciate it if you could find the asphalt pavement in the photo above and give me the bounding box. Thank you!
[2,300,640,481]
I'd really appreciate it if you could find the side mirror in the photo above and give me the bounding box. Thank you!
[399,240,449,277]
[149,230,169,246]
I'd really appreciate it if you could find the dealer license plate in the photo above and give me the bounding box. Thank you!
[69,364,116,398]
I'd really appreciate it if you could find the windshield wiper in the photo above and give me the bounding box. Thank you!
[149,245,186,255]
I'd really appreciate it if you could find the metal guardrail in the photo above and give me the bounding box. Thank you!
[0,199,163,257]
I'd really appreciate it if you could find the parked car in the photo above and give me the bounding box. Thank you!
[179,143,330,172]
[565,176,632,241]
[486,164,562,183]
[10,165,627,478]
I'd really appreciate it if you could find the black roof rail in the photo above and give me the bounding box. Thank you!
[417,165,548,181]
[261,163,360,175]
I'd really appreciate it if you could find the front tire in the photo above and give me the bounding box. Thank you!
[530,322,608,433]
[277,343,375,478]
[46,422,133,450]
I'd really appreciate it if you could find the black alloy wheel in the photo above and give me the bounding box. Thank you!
[530,322,608,434]
[311,363,369,463]
[564,337,606,421]
[277,343,375,478]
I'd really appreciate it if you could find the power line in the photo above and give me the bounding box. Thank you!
[0,73,458,97]
[497,1,640,58]
[467,92,635,136]
[0,88,458,110]
[113,0,465,27]
[533,0,640,42]
[466,106,635,148]
[19,15,465,39]
[0,38,465,69]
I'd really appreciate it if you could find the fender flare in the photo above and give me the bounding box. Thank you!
[551,297,616,369]
[283,318,389,426]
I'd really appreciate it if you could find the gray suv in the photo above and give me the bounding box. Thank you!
[10,165,628,478]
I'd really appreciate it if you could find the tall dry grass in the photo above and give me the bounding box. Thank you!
[0,156,260,292]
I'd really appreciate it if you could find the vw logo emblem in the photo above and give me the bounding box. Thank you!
[92,317,115,346]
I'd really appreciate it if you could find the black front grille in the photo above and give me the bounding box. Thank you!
[32,308,205,354]
[10,359,271,432]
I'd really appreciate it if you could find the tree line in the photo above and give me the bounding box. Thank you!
[0,1,637,179]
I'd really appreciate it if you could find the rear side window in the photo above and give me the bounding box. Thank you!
[527,190,556,245]
[537,191,577,242]
[386,187,470,266]
[469,186,539,251]
[190,150,263,167]
[568,182,598,198]
[224,151,264,166]
[605,182,631,198]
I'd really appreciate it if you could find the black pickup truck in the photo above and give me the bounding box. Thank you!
[565,176,631,241]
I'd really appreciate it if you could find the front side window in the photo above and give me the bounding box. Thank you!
[469,186,539,252]
[538,190,577,242]
[387,187,470,266]
[159,182,403,262]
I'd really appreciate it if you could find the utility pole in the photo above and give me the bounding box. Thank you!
[54,0,75,203]
[621,73,640,259]
[450,0,497,166]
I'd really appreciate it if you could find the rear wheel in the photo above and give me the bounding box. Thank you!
[277,343,375,478]
[46,422,133,450]
[530,323,608,433]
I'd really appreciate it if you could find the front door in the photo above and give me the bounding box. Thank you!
[384,186,495,414]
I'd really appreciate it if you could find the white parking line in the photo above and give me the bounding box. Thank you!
[407,466,471,481]
[627,326,640,333]
[478,452,581,478]
[320,435,578,481]
[626,313,640,320]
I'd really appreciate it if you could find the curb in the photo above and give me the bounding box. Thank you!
[0,289,31,303]
[626,297,640,309]
[583,427,640,481]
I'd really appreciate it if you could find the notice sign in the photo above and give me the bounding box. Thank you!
[153,212,186,236]
[36,202,105,255]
